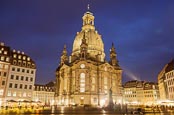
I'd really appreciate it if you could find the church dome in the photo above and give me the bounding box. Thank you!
[72,11,105,62]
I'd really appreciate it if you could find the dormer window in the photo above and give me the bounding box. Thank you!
[18,55,21,59]
[23,56,26,60]
[13,54,16,58]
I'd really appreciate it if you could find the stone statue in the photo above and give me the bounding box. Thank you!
[107,87,114,110]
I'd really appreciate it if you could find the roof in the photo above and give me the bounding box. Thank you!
[165,59,174,73]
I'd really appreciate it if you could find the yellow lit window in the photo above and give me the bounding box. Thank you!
[80,73,85,92]
[18,55,21,59]
[13,92,16,97]
[23,56,26,60]
[0,89,4,95]
[13,54,16,58]
[1,56,4,61]
[27,57,30,61]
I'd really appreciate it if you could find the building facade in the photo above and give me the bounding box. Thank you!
[0,42,36,106]
[55,9,122,106]
[158,59,174,101]
[33,82,55,106]
[158,64,168,101]
[123,80,159,105]
[165,60,174,100]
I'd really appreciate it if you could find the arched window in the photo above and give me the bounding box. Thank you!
[92,77,95,84]
[80,73,85,92]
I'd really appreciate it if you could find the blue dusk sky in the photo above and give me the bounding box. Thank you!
[0,0,174,84]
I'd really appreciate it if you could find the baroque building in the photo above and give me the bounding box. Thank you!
[55,9,122,106]
[0,42,36,107]
[158,59,174,101]
[123,80,159,105]
[33,82,55,106]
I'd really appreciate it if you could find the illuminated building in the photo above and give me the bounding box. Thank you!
[165,60,174,100]
[123,80,159,105]
[55,8,122,106]
[33,82,55,105]
[0,42,10,106]
[0,42,36,106]
[158,64,168,100]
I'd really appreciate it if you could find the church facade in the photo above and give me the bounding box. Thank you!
[55,9,122,106]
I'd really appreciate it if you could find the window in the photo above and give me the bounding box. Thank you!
[4,51,7,55]
[4,65,8,69]
[3,72,7,77]
[16,76,19,80]
[6,57,9,62]
[20,84,23,89]
[26,77,28,81]
[2,81,5,85]
[11,75,14,79]
[7,91,11,96]
[17,68,20,72]
[27,57,30,61]
[9,83,12,88]
[18,61,21,66]
[13,92,16,97]
[27,63,30,67]
[22,69,25,72]
[18,55,21,59]
[21,76,24,80]
[13,60,17,65]
[24,85,27,89]
[12,67,15,71]
[80,73,85,92]
[0,89,4,96]
[31,70,34,74]
[15,84,18,88]
[27,70,29,73]
[13,54,16,58]
[1,56,4,61]
[29,85,32,90]
[23,62,26,66]
[23,56,26,60]
[30,78,33,82]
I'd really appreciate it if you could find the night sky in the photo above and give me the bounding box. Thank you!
[0,0,174,84]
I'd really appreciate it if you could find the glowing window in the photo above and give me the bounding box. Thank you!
[13,92,16,97]
[23,56,26,60]
[4,51,7,55]
[27,57,30,61]
[6,57,9,62]
[7,91,11,96]
[18,55,21,59]
[0,89,4,95]
[80,73,85,79]
[1,56,4,61]
[13,54,16,58]
[80,73,85,92]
